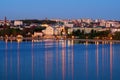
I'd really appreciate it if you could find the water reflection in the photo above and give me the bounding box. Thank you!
[66,40,74,80]
[61,40,66,80]
[44,40,75,80]
[96,44,99,79]
[71,43,74,80]
[102,44,104,80]
[45,41,53,80]
[17,42,20,80]
[110,43,113,80]
[31,42,34,80]
[56,40,59,79]
[45,44,48,80]
[86,44,88,80]
[5,41,8,80]
[10,42,13,80]
[1,40,120,80]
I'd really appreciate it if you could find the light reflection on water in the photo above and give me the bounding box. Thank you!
[0,40,120,80]
[110,43,113,80]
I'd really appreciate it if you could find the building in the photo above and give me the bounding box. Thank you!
[99,20,106,27]
[105,21,120,28]
[14,21,23,26]
[0,20,11,26]
[111,28,120,33]
[64,21,74,27]
[68,27,108,34]
[33,32,43,37]
[81,18,93,24]
[54,27,61,35]
[42,26,54,36]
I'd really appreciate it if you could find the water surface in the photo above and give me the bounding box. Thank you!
[0,40,120,80]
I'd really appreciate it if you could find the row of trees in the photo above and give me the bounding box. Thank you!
[0,26,46,37]
[18,20,57,26]
[113,32,120,40]
[71,29,120,40]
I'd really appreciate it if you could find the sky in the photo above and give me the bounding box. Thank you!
[0,0,120,20]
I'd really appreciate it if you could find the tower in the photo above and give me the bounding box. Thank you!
[4,16,7,29]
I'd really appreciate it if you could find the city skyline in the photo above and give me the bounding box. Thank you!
[0,0,120,20]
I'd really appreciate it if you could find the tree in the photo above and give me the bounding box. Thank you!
[33,26,46,32]
[113,32,120,40]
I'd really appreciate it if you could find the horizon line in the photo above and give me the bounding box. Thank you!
[0,17,120,21]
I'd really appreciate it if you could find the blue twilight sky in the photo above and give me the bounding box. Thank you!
[0,0,120,20]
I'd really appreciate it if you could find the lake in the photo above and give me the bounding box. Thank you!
[0,40,120,80]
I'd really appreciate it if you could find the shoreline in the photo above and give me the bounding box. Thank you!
[0,37,120,43]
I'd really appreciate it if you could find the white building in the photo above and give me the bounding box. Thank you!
[81,18,93,24]
[33,32,43,37]
[54,27,61,35]
[42,26,54,36]
[99,20,106,27]
[64,21,74,27]
[14,21,23,26]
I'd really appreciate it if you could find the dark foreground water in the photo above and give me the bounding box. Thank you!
[0,40,120,80]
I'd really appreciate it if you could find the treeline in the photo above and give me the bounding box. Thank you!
[72,29,120,40]
[113,32,120,40]
[0,26,46,37]
[18,20,57,25]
